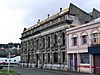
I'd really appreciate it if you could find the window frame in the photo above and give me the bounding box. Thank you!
[72,37,77,46]
[81,35,87,45]
[80,53,90,64]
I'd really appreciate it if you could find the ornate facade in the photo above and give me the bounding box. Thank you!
[20,3,100,70]
[66,18,100,74]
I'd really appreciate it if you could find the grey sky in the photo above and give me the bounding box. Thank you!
[0,0,100,44]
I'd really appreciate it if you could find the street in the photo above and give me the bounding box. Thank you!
[3,65,95,75]
[3,65,67,75]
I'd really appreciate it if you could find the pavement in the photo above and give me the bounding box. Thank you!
[32,68,98,75]
[2,65,99,75]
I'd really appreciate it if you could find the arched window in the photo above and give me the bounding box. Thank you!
[54,34,57,46]
[72,34,78,46]
[42,37,45,49]
[82,35,87,44]
[48,53,50,63]
[47,36,50,48]
[62,52,65,63]
[81,32,87,45]
[32,40,34,51]
[43,54,44,63]
[62,32,65,46]
[53,52,58,63]
[36,39,39,50]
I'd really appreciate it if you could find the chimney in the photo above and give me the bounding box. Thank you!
[37,19,40,23]
[48,14,50,18]
[60,8,62,12]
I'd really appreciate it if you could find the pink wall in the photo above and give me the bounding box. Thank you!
[66,22,100,53]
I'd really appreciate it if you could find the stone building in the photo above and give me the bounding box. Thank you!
[20,3,100,70]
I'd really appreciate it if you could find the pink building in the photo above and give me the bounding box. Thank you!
[66,18,100,74]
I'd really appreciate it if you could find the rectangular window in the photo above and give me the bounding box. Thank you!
[43,54,44,63]
[92,33,98,45]
[36,39,39,50]
[73,37,77,46]
[62,52,65,63]
[54,52,58,63]
[48,53,50,63]
[80,53,89,64]
[47,36,50,48]
[82,35,87,44]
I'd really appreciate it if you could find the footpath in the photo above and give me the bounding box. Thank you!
[32,68,99,75]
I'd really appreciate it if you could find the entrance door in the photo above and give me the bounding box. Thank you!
[70,54,73,71]
[94,54,100,74]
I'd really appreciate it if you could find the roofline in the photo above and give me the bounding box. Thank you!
[66,20,100,32]
[23,8,69,33]
[69,3,92,16]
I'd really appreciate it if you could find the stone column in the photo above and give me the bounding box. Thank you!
[50,50,53,69]
[77,53,80,72]
[44,51,47,68]
[67,54,70,71]
[58,49,61,64]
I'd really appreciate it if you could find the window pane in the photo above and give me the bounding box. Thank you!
[48,53,50,63]
[62,52,65,63]
[80,53,89,64]
[93,33,98,43]
[82,35,87,44]
[62,32,65,46]
[73,37,77,46]
[54,52,58,63]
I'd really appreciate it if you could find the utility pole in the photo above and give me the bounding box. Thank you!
[7,48,11,74]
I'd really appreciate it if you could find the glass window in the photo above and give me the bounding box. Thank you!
[72,37,77,46]
[47,36,50,48]
[54,34,57,46]
[36,39,39,50]
[92,33,98,44]
[82,35,87,44]
[80,53,89,64]
[43,54,44,63]
[43,38,45,49]
[62,52,65,63]
[62,32,65,46]
[48,53,50,63]
[32,40,34,50]
[54,52,58,63]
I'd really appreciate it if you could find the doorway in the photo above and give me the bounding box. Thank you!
[36,54,39,68]
[70,54,73,71]
[94,54,100,74]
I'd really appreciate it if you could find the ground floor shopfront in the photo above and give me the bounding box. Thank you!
[67,53,93,73]
[67,46,100,74]
[88,46,100,74]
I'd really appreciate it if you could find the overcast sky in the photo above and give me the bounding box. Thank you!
[0,0,100,44]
